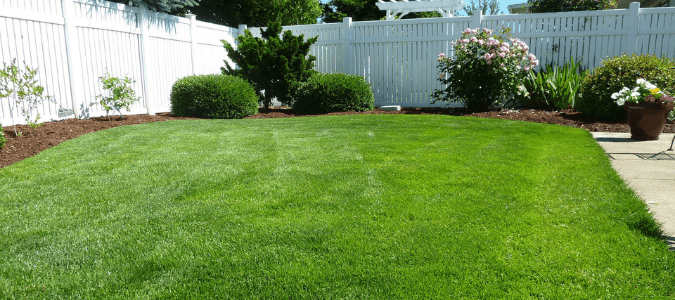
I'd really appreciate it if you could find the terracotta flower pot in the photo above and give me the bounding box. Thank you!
[625,101,674,140]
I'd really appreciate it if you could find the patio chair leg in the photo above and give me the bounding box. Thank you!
[669,134,675,151]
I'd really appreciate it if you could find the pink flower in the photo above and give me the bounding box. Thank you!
[470,37,478,43]
[499,46,510,53]
[528,54,537,61]
[498,52,506,58]
[478,39,484,45]
[483,53,491,60]
[438,53,446,58]
[524,66,530,71]
[516,65,521,70]
[483,28,493,35]
[532,60,539,66]
[463,28,472,34]
[499,63,505,68]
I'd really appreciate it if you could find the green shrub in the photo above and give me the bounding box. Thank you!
[0,122,6,149]
[516,58,588,110]
[170,74,258,119]
[577,54,675,121]
[293,73,375,115]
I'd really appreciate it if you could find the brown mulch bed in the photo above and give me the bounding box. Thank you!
[1,108,673,168]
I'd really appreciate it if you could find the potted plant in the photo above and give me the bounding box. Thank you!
[612,78,674,140]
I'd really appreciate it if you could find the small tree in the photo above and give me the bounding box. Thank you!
[0,59,55,136]
[222,21,318,109]
[91,69,140,121]
[527,0,617,13]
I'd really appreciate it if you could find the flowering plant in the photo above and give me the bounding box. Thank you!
[612,78,674,106]
[431,28,539,111]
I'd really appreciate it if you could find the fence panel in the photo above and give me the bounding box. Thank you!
[0,0,237,126]
[3,2,675,119]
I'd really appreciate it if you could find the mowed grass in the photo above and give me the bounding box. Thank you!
[0,114,674,299]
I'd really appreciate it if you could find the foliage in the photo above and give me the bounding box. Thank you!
[576,54,675,121]
[170,74,258,119]
[293,73,374,114]
[0,59,55,136]
[322,0,385,22]
[516,58,589,110]
[611,78,673,106]
[104,0,197,13]
[0,122,5,149]
[322,0,442,22]
[91,70,140,121]
[432,28,539,112]
[527,0,617,13]
[222,21,318,109]
[463,0,501,15]
[183,0,321,27]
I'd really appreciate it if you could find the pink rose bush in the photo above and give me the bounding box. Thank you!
[432,28,538,111]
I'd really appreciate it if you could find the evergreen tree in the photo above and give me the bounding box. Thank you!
[105,0,198,13]
[222,22,318,109]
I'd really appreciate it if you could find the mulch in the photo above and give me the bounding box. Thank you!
[1,108,673,168]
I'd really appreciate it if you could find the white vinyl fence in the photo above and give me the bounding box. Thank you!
[2,2,675,124]
[0,0,237,126]
[248,2,675,107]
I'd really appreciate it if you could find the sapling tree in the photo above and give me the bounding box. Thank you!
[91,69,140,121]
[0,59,55,136]
[222,21,318,109]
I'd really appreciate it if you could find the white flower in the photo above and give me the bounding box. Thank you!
[631,91,640,97]
[636,78,646,85]
[611,92,620,100]
[616,98,626,106]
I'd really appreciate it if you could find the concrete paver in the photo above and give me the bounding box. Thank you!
[591,132,675,249]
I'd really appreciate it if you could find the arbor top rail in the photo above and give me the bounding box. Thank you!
[375,0,466,20]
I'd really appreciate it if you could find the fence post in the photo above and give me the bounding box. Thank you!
[471,10,482,30]
[187,13,197,75]
[626,2,640,55]
[342,17,353,74]
[138,4,154,115]
[61,0,84,119]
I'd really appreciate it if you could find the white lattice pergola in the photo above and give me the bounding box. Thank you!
[375,0,466,20]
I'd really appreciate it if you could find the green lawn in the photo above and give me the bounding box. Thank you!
[1,114,673,299]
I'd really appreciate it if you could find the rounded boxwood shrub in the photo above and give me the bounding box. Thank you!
[577,54,675,121]
[170,74,258,119]
[293,73,374,115]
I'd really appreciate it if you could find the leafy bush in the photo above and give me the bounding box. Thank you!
[0,59,55,135]
[293,73,374,115]
[516,58,589,110]
[91,69,140,120]
[577,54,675,121]
[222,21,318,109]
[432,28,538,112]
[170,74,258,119]
[527,0,617,13]
[0,122,6,149]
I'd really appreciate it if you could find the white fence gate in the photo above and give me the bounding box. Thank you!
[0,0,237,126]
[248,3,675,107]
